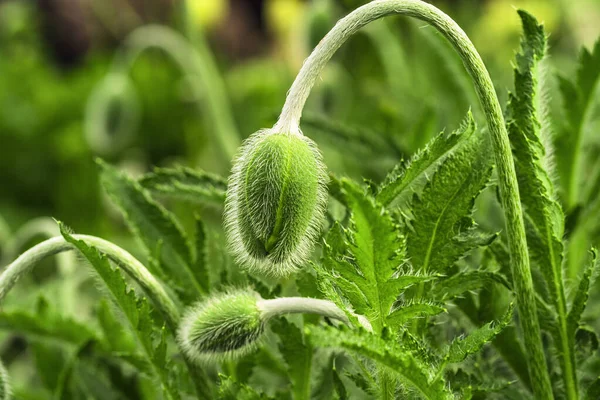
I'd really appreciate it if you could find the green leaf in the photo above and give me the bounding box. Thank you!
[98,159,205,302]
[431,271,510,301]
[308,325,452,400]
[321,179,436,333]
[301,111,403,158]
[271,319,313,400]
[386,302,446,326]
[138,166,227,205]
[586,377,600,400]
[60,224,180,400]
[445,304,513,365]
[0,298,99,346]
[376,112,477,208]
[568,249,598,336]
[555,38,600,208]
[506,12,578,397]
[407,120,494,275]
[218,374,272,400]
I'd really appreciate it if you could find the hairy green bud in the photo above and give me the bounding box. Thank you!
[224,129,328,276]
[178,289,370,363]
[177,289,264,362]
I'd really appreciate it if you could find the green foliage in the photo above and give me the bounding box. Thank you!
[444,303,513,365]
[405,115,494,275]
[139,166,227,205]
[98,160,205,303]
[376,112,477,208]
[318,178,434,333]
[1,3,600,400]
[555,39,600,208]
[60,224,180,400]
[307,325,452,399]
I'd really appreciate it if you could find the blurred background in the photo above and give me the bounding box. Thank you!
[0,0,599,237]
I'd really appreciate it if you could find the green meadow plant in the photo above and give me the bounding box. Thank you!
[1,1,600,399]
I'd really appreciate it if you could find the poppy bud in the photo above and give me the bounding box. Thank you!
[224,130,328,276]
[177,289,264,362]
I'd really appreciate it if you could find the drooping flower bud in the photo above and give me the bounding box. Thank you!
[224,129,328,276]
[177,289,264,362]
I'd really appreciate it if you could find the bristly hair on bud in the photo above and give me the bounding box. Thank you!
[224,129,328,277]
[177,289,264,363]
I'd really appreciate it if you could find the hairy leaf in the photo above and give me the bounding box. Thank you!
[271,319,313,400]
[308,325,452,399]
[320,178,435,333]
[432,271,510,301]
[138,166,227,204]
[387,302,446,326]
[506,12,577,396]
[98,160,205,302]
[444,303,513,365]
[555,39,600,208]
[377,112,477,208]
[568,250,598,336]
[60,224,179,400]
[407,119,494,275]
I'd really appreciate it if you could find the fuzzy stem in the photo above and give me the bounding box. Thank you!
[259,297,348,322]
[0,235,180,328]
[0,235,215,398]
[258,297,372,331]
[275,0,552,397]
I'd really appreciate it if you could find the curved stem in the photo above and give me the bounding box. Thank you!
[111,25,240,162]
[258,297,372,331]
[274,1,552,398]
[0,235,180,328]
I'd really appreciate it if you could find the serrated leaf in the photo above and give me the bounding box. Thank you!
[444,303,513,365]
[321,179,435,333]
[568,250,598,336]
[308,325,452,400]
[98,160,205,302]
[431,271,510,301]
[407,119,493,275]
[302,111,403,158]
[586,377,600,400]
[555,39,600,208]
[0,299,99,346]
[387,302,446,326]
[506,12,578,396]
[218,374,272,400]
[271,319,312,400]
[60,224,179,400]
[138,166,227,205]
[377,112,476,208]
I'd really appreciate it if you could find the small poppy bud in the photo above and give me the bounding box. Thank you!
[178,289,368,363]
[224,129,328,276]
[177,289,264,363]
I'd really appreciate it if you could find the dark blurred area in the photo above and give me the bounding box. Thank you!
[0,0,599,235]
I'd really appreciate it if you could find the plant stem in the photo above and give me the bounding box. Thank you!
[0,234,214,399]
[274,1,552,398]
[0,235,180,325]
[113,25,240,163]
